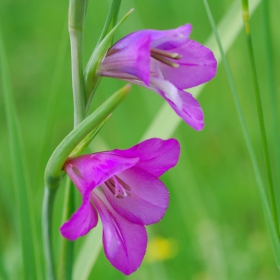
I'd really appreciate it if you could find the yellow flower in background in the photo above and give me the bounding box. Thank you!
[145,236,178,262]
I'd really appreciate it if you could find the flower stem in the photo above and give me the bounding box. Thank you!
[42,186,58,280]
[241,0,279,238]
[43,1,89,279]
[68,0,88,126]
[58,178,75,280]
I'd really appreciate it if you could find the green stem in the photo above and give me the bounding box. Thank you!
[241,0,279,238]
[68,0,88,126]
[42,187,58,280]
[43,1,89,278]
[58,178,75,280]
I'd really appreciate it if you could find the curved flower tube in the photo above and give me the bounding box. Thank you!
[99,24,217,130]
[60,138,180,275]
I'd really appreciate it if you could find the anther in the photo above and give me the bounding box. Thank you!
[115,176,131,191]
[151,54,180,68]
[105,179,115,195]
[151,48,182,59]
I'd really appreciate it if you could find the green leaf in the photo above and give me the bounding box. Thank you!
[45,84,130,188]
[84,9,133,104]
[0,27,41,280]
[97,0,122,45]
[70,115,110,157]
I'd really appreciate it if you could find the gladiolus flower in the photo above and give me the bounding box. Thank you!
[100,24,217,130]
[60,138,180,275]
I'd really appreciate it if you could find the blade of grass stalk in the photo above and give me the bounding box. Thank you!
[202,0,280,267]
[0,29,41,279]
[73,223,102,280]
[242,0,279,239]
[142,0,261,140]
[261,0,280,201]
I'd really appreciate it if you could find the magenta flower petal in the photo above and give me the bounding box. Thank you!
[113,138,180,177]
[92,192,147,275]
[149,24,192,49]
[63,153,139,194]
[102,167,169,225]
[100,34,151,85]
[159,39,217,89]
[60,190,98,241]
[112,24,192,51]
[168,89,204,131]
[149,77,204,130]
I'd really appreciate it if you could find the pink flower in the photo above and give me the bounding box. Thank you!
[100,24,217,130]
[61,138,180,275]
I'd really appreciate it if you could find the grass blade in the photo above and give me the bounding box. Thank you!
[202,0,280,267]
[242,0,279,238]
[0,27,40,279]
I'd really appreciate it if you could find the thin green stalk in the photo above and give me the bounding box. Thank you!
[261,0,280,189]
[58,2,89,278]
[57,178,75,280]
[42,187,58,280]
[43,2,89,278]
[241,0,279,238]
[202,0,280,265]
[68,0,89,127]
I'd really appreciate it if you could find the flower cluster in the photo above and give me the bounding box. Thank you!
[61,24,216,274]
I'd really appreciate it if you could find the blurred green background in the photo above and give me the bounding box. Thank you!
[1,0,280,279]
